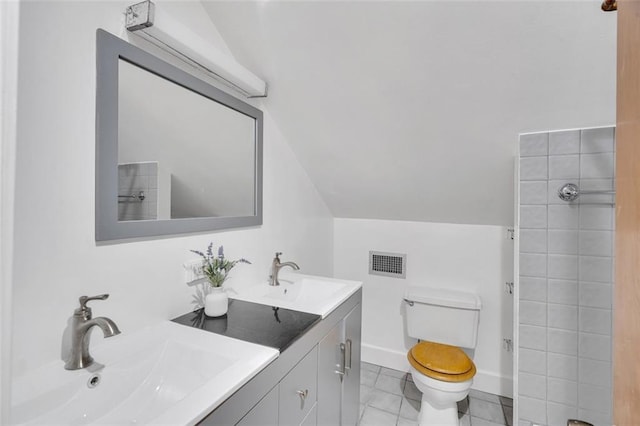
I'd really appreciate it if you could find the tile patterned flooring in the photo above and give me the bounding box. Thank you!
[359,362,513,426]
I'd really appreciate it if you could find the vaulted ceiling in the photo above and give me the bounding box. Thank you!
[202,1,616,226]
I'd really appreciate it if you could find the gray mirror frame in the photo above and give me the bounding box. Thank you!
[95,29,263,242]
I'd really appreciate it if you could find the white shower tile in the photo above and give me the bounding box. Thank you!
[520,301,547,326]
[579,358,612,387]
[579,256,612,283]
[548,155,579,180]
[520,133,548,157]
[548,205,579,229]
[520,277,546,302]
[580,153,614,179]
[579,205,614,230]
[547,402,578,426]
[547,377,577,405]
[579,282,612,309]
[577,179,615,205]
[581,127,615,153]
[579,333,611,361]
[578,383,612,414]
[520,253,547,278]
[518,396,546,425]
[119,175,134,190]
[578,230,613,257]
[520,229,547,253]
[549,130,580,155]
[579,178,614,191]
[131,174,149,189]
[519,372,546,399]
[547,279,577,305]
[148,174,159,189]
[579,307,611,335]
[548,303,577,331]
[520,157,548,181]
[548,230,578,255]
[520,205,547,229]
[520,181,548,205]
[520,325,547,351]
[519,348,546,375]
[548,328,577,356]
[548,255,578,280]
[547,352,577,381]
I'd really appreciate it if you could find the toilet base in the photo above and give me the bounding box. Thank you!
[418,397,459,426]
[409,366,472,426]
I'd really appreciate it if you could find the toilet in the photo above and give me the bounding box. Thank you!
[404,285,482,426]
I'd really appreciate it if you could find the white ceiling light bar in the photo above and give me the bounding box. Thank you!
[124,0,267,98]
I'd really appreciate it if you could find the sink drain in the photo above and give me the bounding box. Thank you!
[87,374,101,389]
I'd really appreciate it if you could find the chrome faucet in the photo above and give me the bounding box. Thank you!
[64,294,121,370]
[269,252,300,286]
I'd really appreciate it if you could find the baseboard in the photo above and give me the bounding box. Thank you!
[473,368,513,398]
[361,342,513,398]
[362,342,410,372]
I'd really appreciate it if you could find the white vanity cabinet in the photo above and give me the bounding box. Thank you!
[317,304,362,426]
[236,386,279,426]
[279,347,318,426]
[237,347,318,426]
[200,290,362,426]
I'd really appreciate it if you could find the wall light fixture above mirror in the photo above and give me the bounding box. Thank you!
[96,29,263,242]
[124,0,267,98]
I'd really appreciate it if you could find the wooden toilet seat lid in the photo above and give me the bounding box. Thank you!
[407,341,476,383]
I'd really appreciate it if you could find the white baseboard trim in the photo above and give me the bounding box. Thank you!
[361,343,513,398]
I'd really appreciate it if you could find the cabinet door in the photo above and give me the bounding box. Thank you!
[300,402,317,426]
[279,347,318,426]
[316,322,343,426]
[342,304,362,426]
[236,385,279,426]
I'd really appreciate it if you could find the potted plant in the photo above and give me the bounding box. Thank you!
[191,243,250,317]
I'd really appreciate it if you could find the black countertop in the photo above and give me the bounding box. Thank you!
[172,299,322,352]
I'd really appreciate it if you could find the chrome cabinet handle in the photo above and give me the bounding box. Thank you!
[335,343,346,380]
[297,389,308,409]
[345,339,352,372]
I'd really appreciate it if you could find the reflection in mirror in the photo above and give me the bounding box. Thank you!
[117,60,256,221]
[96,29,263,241]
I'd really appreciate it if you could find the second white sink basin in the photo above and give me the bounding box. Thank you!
[231,273,362,318]
[11,321,278,425]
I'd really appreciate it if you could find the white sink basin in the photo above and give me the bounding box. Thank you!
[11,321,278,425]
[231,273,362,318]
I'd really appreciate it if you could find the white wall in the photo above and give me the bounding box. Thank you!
[1,1,19,423]
[11,0,332,379]
[334,218,514,397]
[205,1,616,227]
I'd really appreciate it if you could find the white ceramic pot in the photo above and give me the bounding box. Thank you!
[204,286,228,317]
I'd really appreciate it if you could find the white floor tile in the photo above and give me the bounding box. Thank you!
[359,406,398,426]
[375,374,405,396]
[368,389,403,414]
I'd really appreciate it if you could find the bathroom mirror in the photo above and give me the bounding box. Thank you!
[95,30,263,241]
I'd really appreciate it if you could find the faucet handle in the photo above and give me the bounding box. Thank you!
[77,294,110,313]
[275,252,282,261]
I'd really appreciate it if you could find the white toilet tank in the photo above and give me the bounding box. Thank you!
[404,285,482,349]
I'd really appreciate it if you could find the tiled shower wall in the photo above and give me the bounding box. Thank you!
[518,127,615,426]
[118,162,158,221]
